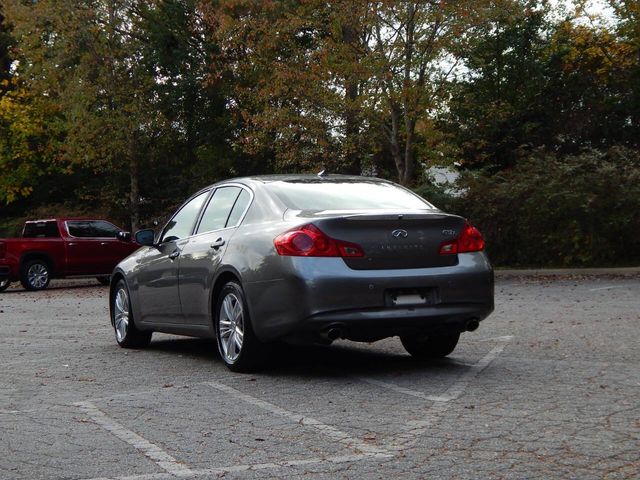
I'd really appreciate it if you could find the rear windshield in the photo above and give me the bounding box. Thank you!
[267,180,433,211]
[22,221,60,238]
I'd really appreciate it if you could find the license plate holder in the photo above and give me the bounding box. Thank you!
[385,288,439,307]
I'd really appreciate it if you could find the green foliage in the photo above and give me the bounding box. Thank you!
[1,1,639,267]
[453,148,640,267]
[444,2,640,170]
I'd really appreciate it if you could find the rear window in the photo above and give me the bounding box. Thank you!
[22,221,60,238]
[267,180,433,211]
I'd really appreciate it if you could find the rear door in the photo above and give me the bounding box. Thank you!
[178,186,252,325]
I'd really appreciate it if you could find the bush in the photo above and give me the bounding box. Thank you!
[449,148,640,267]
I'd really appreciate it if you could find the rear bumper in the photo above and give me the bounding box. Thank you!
[244,251,494,342]
[302,303,493,342]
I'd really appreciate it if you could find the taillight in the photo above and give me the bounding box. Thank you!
[439,222,485,255]
[274,224,364,258]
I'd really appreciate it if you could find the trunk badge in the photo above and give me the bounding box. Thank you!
[392,229,408,238]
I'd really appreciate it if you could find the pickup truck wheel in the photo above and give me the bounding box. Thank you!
[20,259,51,291]
[111,280,152,348]
[0,279,10,292]
[96,276,110,286]
[401,333,460,359]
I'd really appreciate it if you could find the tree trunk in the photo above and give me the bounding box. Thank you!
[129,154,140,232]
[388,102,406,183]
[342,20,361,175]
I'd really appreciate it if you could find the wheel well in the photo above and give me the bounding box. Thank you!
[110,272,125,301]
[21,253,53,273]
[211,271,241,318]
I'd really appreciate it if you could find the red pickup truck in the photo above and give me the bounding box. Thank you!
[0,218,139,291]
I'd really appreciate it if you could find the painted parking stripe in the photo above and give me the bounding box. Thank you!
[204,379,392,457]
[358,336,513,405]
[357,377,452,402]
[588,286,620,292]
[387,336,513,451]
[80,452,390,480]
[74,401,193,477]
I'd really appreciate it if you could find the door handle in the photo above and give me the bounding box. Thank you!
[100,242,109,246]
[210,238,225,250]
[168,250,180,260]
[68,242,77,246]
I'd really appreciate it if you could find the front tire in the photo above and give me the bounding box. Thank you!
[215,281,269,372]
[21,259,51,291]
[111,280,152,348]
[0,279,10,292]
[401,333,460,359]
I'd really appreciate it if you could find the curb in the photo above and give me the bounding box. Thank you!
[495,267,640,278]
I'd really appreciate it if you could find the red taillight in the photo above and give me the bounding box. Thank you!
[439,222,485,255]
[274,224,364,258]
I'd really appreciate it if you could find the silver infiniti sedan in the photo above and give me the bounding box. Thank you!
[110,175,494,371]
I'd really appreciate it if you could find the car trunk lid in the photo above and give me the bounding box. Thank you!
[309,212,465,270]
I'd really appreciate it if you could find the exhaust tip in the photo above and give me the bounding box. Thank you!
[327,327,342,341]
[465,319,480,332]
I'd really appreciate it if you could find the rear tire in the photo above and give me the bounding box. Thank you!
[215,281,269,372]
[401,333,460,359]
[20,259,51,291]
[97,276,110,286]
[0,279,10,292]
[111,280,152,348]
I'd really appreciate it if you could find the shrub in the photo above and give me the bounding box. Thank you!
[417,148,640,267]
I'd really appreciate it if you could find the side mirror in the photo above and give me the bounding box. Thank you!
[116,231,132,242]
[134,229,156,246]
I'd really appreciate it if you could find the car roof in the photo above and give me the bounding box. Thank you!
[219,174,391,187]
[25,218,114,223]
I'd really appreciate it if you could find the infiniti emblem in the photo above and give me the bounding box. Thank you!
[392,229,408,238]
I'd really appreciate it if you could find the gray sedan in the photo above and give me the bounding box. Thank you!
[110,175,494,371]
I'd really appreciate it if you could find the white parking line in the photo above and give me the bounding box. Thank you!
[357,377,451,402]
[81,453,389,480]
[204,379,392,457]
[386,336,513,451]
[74,401,194,477]
[358,336,513,405]
[588,286,620,292]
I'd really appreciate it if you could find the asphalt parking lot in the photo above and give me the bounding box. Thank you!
[1,275,639,479]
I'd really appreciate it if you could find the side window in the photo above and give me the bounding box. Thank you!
[91,221,120,238]
[226,189,251,228]
[23,221,59,238]
[67,221,95,238]
[161,191,208,243]
[196,187,241,234]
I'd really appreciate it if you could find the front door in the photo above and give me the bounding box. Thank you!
[136,190,209,325]
[135,239,186,325]
[64,221,107,274]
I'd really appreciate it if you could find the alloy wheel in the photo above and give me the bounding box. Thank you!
[218,292,244,363]
[113,288,130,342]
[28,263,49,289]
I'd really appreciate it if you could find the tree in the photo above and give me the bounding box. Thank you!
[4,0,233,229]
[443,1,640,170]
[205,0,491,186]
